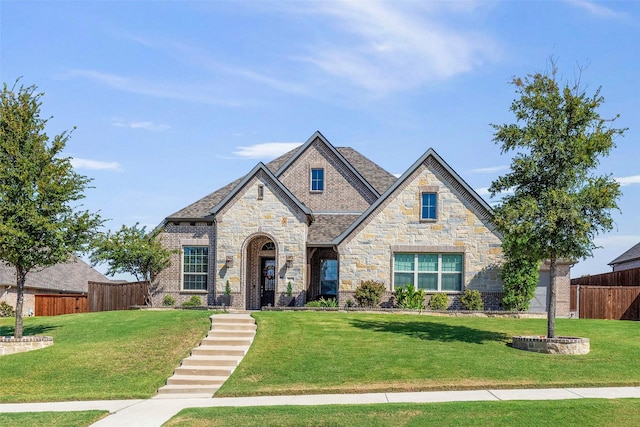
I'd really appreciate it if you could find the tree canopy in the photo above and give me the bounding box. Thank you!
[90,223,173,305]
[0,81,103,338]
[490,63,624,337]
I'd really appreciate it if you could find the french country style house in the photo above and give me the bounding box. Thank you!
[154,131,571,314]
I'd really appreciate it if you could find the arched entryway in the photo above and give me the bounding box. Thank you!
[244,234,277,310]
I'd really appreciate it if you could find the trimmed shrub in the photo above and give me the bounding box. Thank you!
[305,297,338,308]
[429,293,449,310]
[354,280,386,308]
[459,289,484,310]
[0,301,15,317]
[344,298,354,308]
[182,295,202,307]
[162,294,176,307]
[394,284,425,309]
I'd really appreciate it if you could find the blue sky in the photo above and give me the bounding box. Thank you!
[2,0,638,279]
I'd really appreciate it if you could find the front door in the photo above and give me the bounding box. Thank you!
[261,258,276,307]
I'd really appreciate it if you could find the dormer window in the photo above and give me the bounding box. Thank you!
[311,168,324,192]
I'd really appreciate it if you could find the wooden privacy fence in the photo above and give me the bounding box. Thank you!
[88,281,148,312]
[35,294,88,316]
[571,267,640,320]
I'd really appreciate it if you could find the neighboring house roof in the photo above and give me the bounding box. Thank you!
[333,148,496,245]
[608,242,640,267]
[0,256,110,293]
[165,131,397,223]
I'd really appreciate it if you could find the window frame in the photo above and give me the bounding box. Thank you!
[182,246,209,291]
[310,168,325,192]
[393,252,463,292]
[420,192,438,221]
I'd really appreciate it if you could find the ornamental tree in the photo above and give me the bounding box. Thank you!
[90,223,173,306]
[489,63,624,338]
[0,81,103,338]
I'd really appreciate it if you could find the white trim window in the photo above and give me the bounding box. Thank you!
[183,246,208,291]
[393,253,463,291]
[311,168,325,192]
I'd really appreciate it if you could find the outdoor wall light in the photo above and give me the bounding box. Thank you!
[225,256,234,268]
[286,256,294,268]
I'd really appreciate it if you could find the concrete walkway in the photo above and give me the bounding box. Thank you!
[1,387,639,426]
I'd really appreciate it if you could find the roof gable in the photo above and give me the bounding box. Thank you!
[210,162,313,220]
[333,148,495,245]
[275,131,384,198]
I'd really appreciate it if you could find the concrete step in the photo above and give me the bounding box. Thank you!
[200,336,253,346]
[166,375,228,386]
[156,384,219,396]
[191,345,247,357]
[174,365,234,377]
[182,355,242,366]
[207,329,255,338]
[212,323,257,331]
[158,313,256,398]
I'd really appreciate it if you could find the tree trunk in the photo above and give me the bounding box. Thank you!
[547,254,557,339]
[14,266,27,339]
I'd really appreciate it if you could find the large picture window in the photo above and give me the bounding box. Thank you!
[394,253,462,292]
[311,168,324,192]
[183,246,208,290]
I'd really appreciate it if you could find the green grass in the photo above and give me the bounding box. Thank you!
[165,399,640,427]
[0,411,107,427]
[217,311,640,396]
[0,309,213,402]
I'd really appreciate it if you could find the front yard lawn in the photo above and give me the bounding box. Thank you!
[0,309,213,402]
[217,311,640,396]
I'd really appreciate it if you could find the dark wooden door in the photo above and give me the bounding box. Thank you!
[261,258,276,307]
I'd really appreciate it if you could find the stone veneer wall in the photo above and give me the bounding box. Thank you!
[278,142,376,212]
[540,260,571,317]
[0,336,53,355]
[215,174,309,309]
[338,160,504,294]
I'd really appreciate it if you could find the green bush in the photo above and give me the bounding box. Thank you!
[428,293,449,310]
[501,256,540,311]
[224,280,232,296]
[344,298,354,308]
[394,284,425,309]
[162,294,176,307]
[182,295,202,307]
[354,280,386,308]
[305,297,338,308]
[0,301,15,317]
[285,281,293,297]
[459,289,484,310]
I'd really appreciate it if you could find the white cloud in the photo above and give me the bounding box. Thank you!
[70,158,122,171]
[470,165,508,174]
[616,175,640,186]
[296,1,500,95]
[475,187,491,196]
[565,0,628,19]
[61,69,246,107]
[112,118,170,131]
[233,142,302,159]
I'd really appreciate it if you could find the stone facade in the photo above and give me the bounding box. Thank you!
[338,160,503,293]
[0,336,53,355]
[154,131,571,312]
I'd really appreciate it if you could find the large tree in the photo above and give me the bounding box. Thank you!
[0,81,103,338]
[90,223,173,306]
[489,63,624,338]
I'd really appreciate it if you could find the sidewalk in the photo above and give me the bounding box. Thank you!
[1,387,639,427]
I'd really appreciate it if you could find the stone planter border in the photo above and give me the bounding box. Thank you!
[512,335,590,355]
[1,336,54,355]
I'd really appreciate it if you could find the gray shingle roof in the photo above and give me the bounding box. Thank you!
[166,138,396,221]
[609,242,640,266]
[308,214,362,245]
[0,256,111,293]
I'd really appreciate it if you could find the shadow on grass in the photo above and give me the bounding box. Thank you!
[349,318,508,345]
[0,323,59,337]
